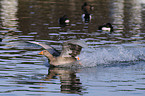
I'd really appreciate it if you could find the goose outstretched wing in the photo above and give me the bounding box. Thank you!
[60,40,87,57]
[27,41,60,56]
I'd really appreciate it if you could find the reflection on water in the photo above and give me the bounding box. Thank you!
[15,0,145,45]
[0,0,145,96]
[12,66,85,95]
[0,0,18,29]
[45,67,83,94]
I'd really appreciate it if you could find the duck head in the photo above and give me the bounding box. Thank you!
[106,23,112,27]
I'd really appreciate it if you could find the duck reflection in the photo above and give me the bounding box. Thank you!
[44,66,83,94]
[0,38,2,42]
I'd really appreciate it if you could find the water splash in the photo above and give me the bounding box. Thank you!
[80,45,145,67]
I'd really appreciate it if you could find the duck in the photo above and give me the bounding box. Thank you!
[59,15,70,27]
[98,23,114,33]
[0,38,2,42]
[81,2,93,22]
[27,40,87,66]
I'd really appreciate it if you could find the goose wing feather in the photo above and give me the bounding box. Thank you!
[60,40,87,57]
[27,41,60,56]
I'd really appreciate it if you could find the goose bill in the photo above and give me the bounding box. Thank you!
[38,51,44,55]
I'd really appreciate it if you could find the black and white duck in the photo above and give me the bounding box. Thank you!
[59,15,70,27]
[98,23,114,33]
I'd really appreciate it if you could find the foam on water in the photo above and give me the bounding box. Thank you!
[80,45,145,67]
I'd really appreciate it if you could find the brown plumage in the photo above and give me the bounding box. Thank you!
[28,40,87,66]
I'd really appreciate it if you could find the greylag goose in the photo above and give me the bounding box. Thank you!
[28,40,87,66]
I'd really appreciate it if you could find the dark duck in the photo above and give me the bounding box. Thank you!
[98,23,114,33]
[59,15,70,27]
[81,2,93,22]
[0,38,2,42]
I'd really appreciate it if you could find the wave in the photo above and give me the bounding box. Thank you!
[80,45,145,67]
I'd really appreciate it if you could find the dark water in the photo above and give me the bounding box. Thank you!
[0,0,145,96]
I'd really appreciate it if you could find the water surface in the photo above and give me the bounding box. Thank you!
[0,0,145,96]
